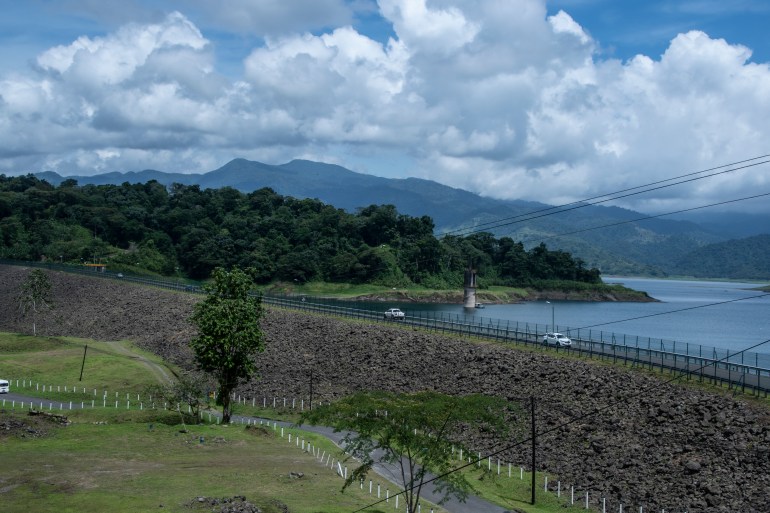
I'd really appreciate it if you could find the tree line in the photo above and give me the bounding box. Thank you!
[0,174,601,287]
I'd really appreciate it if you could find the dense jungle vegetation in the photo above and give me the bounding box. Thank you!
[0,174,601,288]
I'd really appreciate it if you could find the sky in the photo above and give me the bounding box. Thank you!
[1,0,769,214]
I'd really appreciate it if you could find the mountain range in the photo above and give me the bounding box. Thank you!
[33,158,770,280]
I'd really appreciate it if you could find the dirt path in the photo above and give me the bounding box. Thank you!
[108,341,175,385]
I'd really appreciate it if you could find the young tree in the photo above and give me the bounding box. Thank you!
[301,391,509,513]
[189,267,264,423]
[17,269,53,336]
[144,370,213,424]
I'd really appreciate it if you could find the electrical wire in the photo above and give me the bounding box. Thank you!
[518,191,770,246]
[328,188,770,284]
[305,154,770,285]
[440,154,770,238]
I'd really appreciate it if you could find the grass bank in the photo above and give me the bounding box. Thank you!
[264,280,653,304]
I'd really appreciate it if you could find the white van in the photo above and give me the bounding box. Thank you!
[0,379,9,393]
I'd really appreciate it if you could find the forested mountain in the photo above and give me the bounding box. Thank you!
[28,158,770,279]
[0,174,602,288]
[671,234,770,279]
[33,158,736,276]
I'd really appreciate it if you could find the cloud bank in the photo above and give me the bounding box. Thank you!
[1,0,769,213]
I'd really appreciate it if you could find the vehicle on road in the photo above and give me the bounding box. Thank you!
[0,379,9,393]
[543,332,572,347]
[384,308,405,320]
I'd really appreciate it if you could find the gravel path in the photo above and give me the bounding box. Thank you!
[1,265,769,512]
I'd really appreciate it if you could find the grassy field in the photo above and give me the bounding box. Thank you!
[1,409,406,513]
[1,332,594,513]
[0,334,174,402]
[0,333,433,513]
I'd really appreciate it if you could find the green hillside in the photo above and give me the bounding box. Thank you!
[672,234,770,279]
[0,174,605,290]
[32,158,736,277]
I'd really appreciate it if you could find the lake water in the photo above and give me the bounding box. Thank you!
[364,277,770,356]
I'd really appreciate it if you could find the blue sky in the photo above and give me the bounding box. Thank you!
[1,0,769,214]
[548,0,770,62]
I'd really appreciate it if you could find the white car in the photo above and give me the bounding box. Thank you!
[543,332,572,347]
[384,308,405,320]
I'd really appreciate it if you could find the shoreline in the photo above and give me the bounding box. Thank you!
[348,286,658,305]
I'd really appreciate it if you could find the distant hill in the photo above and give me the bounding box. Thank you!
[669,211,770,239]
[32,158,768,279]
[671,234,770,279]
[35,169,201,187]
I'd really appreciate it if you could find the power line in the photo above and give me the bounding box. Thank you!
[322,154,770,284]
[330,188,770,284]
[439,154,770,236]
[518,191,770,246]
[445,156,770,238]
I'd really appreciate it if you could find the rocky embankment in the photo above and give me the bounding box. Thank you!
[0,266,768,512]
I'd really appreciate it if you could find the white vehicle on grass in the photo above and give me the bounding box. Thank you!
[0,379,9,393]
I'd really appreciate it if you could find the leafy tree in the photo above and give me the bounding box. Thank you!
[0,175,606,287]
[301,391,509,513]
[17,269,53,336]
[189,267,265,423]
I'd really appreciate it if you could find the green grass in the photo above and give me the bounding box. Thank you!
[0,331,595,513]
[261,280,647,304]
[0,409,402,513]
[265,280,440,299]
[458,463,591,512]
[0,333,444,513]
[0,335,175,402]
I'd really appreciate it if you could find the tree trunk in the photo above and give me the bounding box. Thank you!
[220,386,233,423]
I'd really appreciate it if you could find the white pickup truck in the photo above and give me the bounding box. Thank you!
[384,308,405,320]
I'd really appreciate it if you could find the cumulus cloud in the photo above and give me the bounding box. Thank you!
[1,0,769,214]
[378,0,479,55]
[37,11,209,84]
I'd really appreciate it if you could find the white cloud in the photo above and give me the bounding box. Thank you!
[1,1,770,213]
[37,11,208,85]
[548,10,591,45]
[378,0,479,55]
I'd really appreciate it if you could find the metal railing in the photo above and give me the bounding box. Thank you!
[4,259,768,395]
[263,293,770,396]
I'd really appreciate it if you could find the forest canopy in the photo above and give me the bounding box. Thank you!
[0,174,601,288]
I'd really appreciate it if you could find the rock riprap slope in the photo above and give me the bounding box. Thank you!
[1,266,768,512]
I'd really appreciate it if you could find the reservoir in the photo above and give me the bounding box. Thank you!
[370,277,770,357]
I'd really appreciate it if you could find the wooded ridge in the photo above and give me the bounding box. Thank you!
[30,158,770,279]
[1,174,609,292]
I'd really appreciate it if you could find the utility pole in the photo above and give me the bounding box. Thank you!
[531,396,536,505]
[309,369,314,411]
[79,345,88,381]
